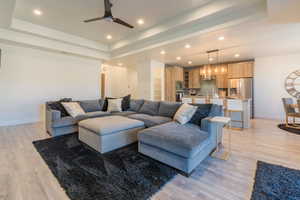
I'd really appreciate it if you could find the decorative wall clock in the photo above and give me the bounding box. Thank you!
[285,70,300,98]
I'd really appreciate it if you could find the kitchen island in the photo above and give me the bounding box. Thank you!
[181,96,252,129]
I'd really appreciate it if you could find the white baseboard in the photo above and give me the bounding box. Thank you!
[0,119,42,127]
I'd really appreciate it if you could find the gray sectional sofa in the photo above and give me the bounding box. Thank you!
[45,99,224,175]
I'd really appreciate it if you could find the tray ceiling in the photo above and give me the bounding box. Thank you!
[14,0,212,44]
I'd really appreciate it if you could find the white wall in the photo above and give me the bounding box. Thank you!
[151,60,165,101]
[0,43,102,126]
[136,59,152,100]
[103,65,130,98]
[254,53,300,119]
[135,59,165,100]
[127,66,138,98]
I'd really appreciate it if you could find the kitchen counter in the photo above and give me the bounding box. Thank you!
[181,96,252,129]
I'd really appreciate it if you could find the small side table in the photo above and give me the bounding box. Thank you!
[210,116,231,160]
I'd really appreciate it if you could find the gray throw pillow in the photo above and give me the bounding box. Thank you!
[129,99,144,112]
[158,101,182,118]
[139,100,160,116]
[80,100,102,112]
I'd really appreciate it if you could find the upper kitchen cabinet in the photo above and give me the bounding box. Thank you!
[173,66,184,82]
[215,64,228,88]
[228,61,254,78]
[188,68,200,88]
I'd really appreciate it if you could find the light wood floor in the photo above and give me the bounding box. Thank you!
[1,119,300,200]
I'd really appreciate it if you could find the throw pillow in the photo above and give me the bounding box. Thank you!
[47,98,72,117]
[174,103,197,125]
[121,94,131,111]
[189,104,213,126]
[102,97,116,111]
[61,102,85,118]
[107,98,123,112]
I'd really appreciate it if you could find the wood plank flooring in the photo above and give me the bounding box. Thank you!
[0,119,300,200]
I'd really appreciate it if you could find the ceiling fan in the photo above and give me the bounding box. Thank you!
[84,0,134,29]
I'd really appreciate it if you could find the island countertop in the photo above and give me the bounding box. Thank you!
[181,96,251,129]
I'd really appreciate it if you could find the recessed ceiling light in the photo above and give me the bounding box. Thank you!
[106,35,112,40]
[118,63,123,66]
[234,54,240,58]
[185,44,191,49]
[218,36,225,41]
[209,58,214,61]
[188,61,193,65]
[176,56,181,61]
[33,9,43,16]
[137,19,145,25]
[160,50,166,55]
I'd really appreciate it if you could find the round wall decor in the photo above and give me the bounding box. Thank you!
[285,70,300,98]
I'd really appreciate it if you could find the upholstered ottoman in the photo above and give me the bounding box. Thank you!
[79,116,145,153]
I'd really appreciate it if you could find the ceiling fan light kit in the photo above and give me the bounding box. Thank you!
[84,0,134,29]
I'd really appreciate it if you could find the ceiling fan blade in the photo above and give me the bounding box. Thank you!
[84,16,106,23]
[113,18,134,29]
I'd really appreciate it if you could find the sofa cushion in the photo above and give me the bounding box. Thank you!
[139,100,160,116]
[189,104,213,126]
[111,111,137,116]
[129,99,144,112]
[128,114,172,128]
[74,111,111,122]
[158,101,181,118]
[80,100,103,112]
[79,116,144,136]
[138,122,210,158]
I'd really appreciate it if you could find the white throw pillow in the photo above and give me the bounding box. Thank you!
[62,102,85,118]
[107,98,122,112]
[174,103,197,124]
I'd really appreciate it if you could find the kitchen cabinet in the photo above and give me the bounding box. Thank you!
[188,68,200,88]
[228,61,254,78]
[215,64,228,88]
[165,66,184,102]
[216,74,228,88]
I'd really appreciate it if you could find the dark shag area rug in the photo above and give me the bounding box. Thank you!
[251,161,300,200]
[278,124,300,135]
[33,134,178,200]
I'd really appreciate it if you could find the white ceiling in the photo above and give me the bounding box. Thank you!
[2,0,300,64]
[14,0,211,44]
[107,18,300,67]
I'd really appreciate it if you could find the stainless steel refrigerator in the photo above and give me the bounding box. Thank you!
[228,78,253,117]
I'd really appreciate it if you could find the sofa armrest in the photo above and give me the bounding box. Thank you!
[46,109,61,121]
[200,117,211,132]
[45,108,61,135]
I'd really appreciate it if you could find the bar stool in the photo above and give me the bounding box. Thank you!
[226,99,244,129]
